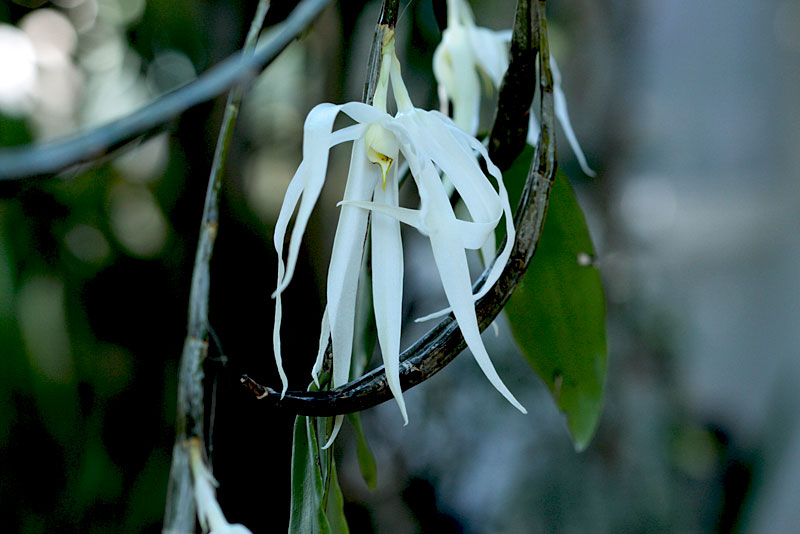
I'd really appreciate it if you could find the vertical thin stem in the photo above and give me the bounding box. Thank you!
[163,2,271,533]
[533,0,556,178]
[488,0,537,172]
[363,0,399,105]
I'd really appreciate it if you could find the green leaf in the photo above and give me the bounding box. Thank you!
[325,461,350,534]
[289,411,351,534]
[503,150,607,451]
[347,413,377,489]
[289,415,331,534]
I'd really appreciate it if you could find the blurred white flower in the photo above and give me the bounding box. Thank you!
[433,0,596,176]
[272,32,525,447]
[189,440,253,534]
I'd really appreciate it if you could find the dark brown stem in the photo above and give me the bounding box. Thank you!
[488,0,539,172]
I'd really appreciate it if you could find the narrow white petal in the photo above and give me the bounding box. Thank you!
[371,166,408,424]
[328,123,370,147]
[276,121,368,295]
[467,27,510,88]
[480,231,497,265]
[272,290,289,395]
[552,71,596,176]
[327,142,376,391]
[321,415,344,450]
[339,201,423,230]
[442,27,481,134]
[451,123,516,297]
[410,113,516,320]
[432,44,452,116]
[276,104,342,294]
[339,101,392,125]
[414,112,500,224]
[428,233,526,414]
[272,163,307,393]
[342,200,492,251]
[311,306,330,386]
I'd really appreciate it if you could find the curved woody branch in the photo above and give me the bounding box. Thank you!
[0,0,332,180]
[241,0,558,416]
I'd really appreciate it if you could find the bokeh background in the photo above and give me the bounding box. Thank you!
[1,0,798,532]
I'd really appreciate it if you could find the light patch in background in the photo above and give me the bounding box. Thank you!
[96,0,146,28]
[618,175,677,242]
[17,276,75,384]
[20,8,77,65]
[79,25,126,73]
[109,183,168,258]
[242,35,305,145]
[113,133,170,183]
[62,0,99,34]
[244,151,296,222]
[81,46,147,127]
[146,50,197,94]
[0,24,37,116]
[20,9,83,139]
[64,224,111,264]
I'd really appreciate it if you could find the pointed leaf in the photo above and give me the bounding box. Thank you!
[325,460,350,534]
[347,413,377,490]
[504,150,607,451]
[289,415,331,534]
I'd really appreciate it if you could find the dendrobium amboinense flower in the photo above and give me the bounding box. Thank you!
[272,32,525,445]
[433,0,596,176]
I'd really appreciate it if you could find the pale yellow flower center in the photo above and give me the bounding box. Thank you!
[365,123,398,189]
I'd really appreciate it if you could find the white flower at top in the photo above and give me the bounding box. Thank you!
[272,30,525,446]
[433,0,596,177]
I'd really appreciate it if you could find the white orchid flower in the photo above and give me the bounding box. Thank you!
[272,31,525,447]
[189,440,253,534]
[433,0,596,177]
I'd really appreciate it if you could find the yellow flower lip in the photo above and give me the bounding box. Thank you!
[365,123,398,189]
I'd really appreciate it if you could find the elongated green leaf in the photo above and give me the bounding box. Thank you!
[503,149,607,451]
[289,415,331,534]
[325,461,350,534]
[347,413,377,489]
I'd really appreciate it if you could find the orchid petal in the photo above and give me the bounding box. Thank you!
[311,306,330,386]
[437,27,481,134]
[407,111,499,225]
[427,231,526,414]
[339,201,422,230]
[551,59,596,177]
[468,27,510,88]
[370,164,408,424]
[272,161,308,393]
[320,143,377,451]
[343,199,495,251]
[410,119,515,323]
[276,105,363,295]
[322,415,344,450]
[326,141,376,392]
[339,101,392,125]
